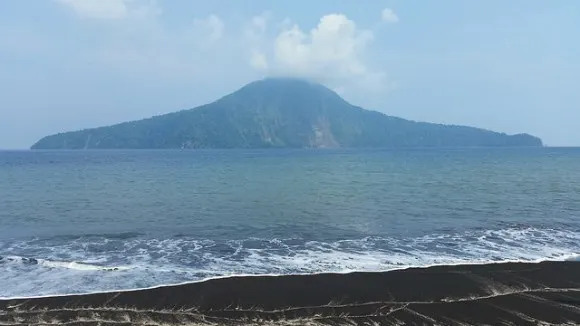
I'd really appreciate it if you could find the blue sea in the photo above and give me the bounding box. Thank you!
[1,148,579,298]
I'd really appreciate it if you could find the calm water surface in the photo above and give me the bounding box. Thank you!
[1,148,579,297]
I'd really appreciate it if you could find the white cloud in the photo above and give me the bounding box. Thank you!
[250,12,270,34]
[250,49,268,70]
[381,8,399,23]
[193,15,225,44]
[97,12,228,78]
[55,0,159,20]
[248,13,385,90]
[54,3,391,92]
[244,12,271,46]
[244,12,272,70]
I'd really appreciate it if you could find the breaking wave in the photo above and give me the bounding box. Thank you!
[0,226,578,298]
[0,256,130,271]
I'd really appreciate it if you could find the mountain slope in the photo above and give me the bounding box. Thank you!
[31,78,543,149]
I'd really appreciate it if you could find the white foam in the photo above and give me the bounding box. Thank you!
[0,255,132,271]
[40,260,132,271]
[0,226,578,299]
[1,258,576,301]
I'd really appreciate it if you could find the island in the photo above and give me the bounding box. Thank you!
[31,78,543,149]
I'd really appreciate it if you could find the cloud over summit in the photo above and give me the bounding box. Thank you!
[247,12,391,91]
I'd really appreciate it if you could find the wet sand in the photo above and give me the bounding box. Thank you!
[1,261,579,325]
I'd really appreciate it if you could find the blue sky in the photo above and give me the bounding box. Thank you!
[0,0,579,148]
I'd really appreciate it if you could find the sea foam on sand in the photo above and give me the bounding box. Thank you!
[1,261,579,325]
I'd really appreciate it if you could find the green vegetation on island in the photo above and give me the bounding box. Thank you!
[31,78,543,149]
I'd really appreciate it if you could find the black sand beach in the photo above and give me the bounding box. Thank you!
[1,261,579,325]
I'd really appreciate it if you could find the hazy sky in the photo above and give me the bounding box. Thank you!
[1,0,579,149]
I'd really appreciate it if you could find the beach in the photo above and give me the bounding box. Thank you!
[1,261,579,325]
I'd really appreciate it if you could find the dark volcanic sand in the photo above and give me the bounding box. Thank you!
[1,261,579,325]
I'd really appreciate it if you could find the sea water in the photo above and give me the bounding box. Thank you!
[1,148,579,298]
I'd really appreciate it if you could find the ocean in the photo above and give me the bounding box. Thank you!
[1,148,579,298]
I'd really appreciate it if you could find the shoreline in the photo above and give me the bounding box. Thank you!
[2,256,578,301]
[1,260,579,325]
